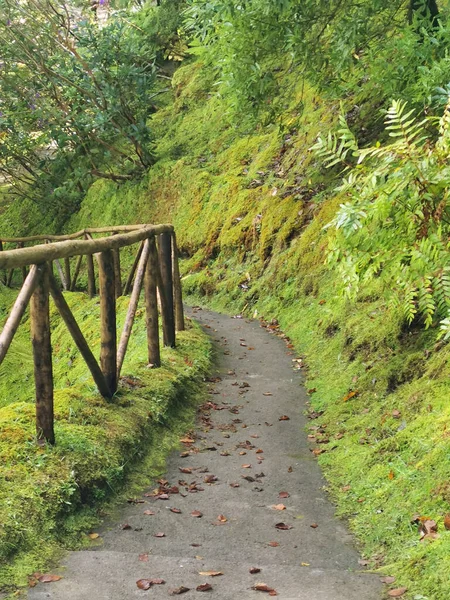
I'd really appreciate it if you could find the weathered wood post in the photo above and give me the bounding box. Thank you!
[98,249,117,396]
[85,234,96,298]
[171,231,185,332]
[117,240,151,377]
[70,254,83,291]
[0,265,42,364]
[112,234,123,298]
[30,264,55,445]
[0,241,5,285]
[18,242,27,283]
[157,232,176,348]
[123,242,144,296]
[144,237,161,367]
[64,257,72,291]
[48,268,112,399]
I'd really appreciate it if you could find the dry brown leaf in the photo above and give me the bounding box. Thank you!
[136,579,152,590]
[199,571,223,577]
[217,515,227,522]
[191,510,203,518]
[444,513,450,530]
[170,507,182,514]
[88,533,100,540]
[278,491,290,498]
[179,467,193,474]
[242,464,252,468]
[279,415,290,421]
[387,588,407,598]
[310,523,319,529]
[275,522,293,530]
[143,510,155,516]
[170,586,190,595]
[381,576,396,584]
[38,575,62,583]
[154,532,166,538]
[270,504,286,511]
[139,553,149,562]
[249,568,261,574]
[197,583,213,592]
[252,583,277,594]
[268,541,279,547]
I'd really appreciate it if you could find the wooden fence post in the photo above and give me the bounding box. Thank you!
[144,237,161,367]
[0,264,43,365]
[123,241,143,296]
[112,234,123,298]
[30,264,55,445]
[70,254,83,291]
[117,240,151,377]
[98,249,117,395]
[157,232,175,348]
[64,257,72,291]
[48,268,112,399]
[18,242,27,283]
[171,231,185,332]
[85,233,96,298]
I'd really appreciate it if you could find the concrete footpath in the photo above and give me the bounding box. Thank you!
[29,308,382,599]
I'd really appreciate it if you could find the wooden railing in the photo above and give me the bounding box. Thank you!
[0,225,185,445]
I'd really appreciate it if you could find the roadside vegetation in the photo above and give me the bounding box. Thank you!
[2,0,450,598]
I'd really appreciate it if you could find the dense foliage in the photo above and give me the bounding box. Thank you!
[0,0,180,225]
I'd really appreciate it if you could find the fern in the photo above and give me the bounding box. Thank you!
[315,98,450,330]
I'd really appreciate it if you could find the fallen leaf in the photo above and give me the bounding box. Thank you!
[191,510,203,518]
[256,449,263,454]
[170,508,182,514]
[204,474,218,483]
[217,515,227,522]
[419,519,439,541]
[154,532,166,538]
[388,471,395,480]
[121,524,132,530]
[387,589,407,598]
[287,466,293,473]
[197,583,213,592]
[88,533,100,540]
[249,568,261,574]
[263,392,272,396]
[150,579,165,585]
[137,580,152,590]
[170,586,190,595]
[279,491,290,498]
[179,467,193,474]
[343,390,358,402]
[381,576,396,584]
[139,553,149,562]
[279,415,290,421]
[275,522,293,530]
[143,510,155,516]
[310,523,319,529]
[270,504,286,511]
[242,464,252,468]
[38,575,62,583]
[358,559,369,566]
[252,583,277,594]
[301,562,310,567]
[444,513,450,530]
[199,571,223,577]
[268,541,279,547]
[230,482,240,488]
[180,437,195,444]
[392,409,401,419]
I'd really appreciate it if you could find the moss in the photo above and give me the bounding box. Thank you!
[0,290,211,592]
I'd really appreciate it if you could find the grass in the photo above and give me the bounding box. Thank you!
[0,288,211,593]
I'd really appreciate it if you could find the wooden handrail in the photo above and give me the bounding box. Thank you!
[0,224,148,243]
[0,224,173,269]
[0,224,184,444]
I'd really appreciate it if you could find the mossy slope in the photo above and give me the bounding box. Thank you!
[66,60,450,598]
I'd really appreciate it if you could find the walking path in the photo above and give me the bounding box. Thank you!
[29,308,381,599]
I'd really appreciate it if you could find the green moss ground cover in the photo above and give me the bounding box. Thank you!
[0,288,211,593]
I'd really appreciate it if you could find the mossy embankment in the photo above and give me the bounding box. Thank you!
[58,59,450,598]
[0,289,211,592]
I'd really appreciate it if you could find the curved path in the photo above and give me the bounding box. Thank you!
[30,308,381,599]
